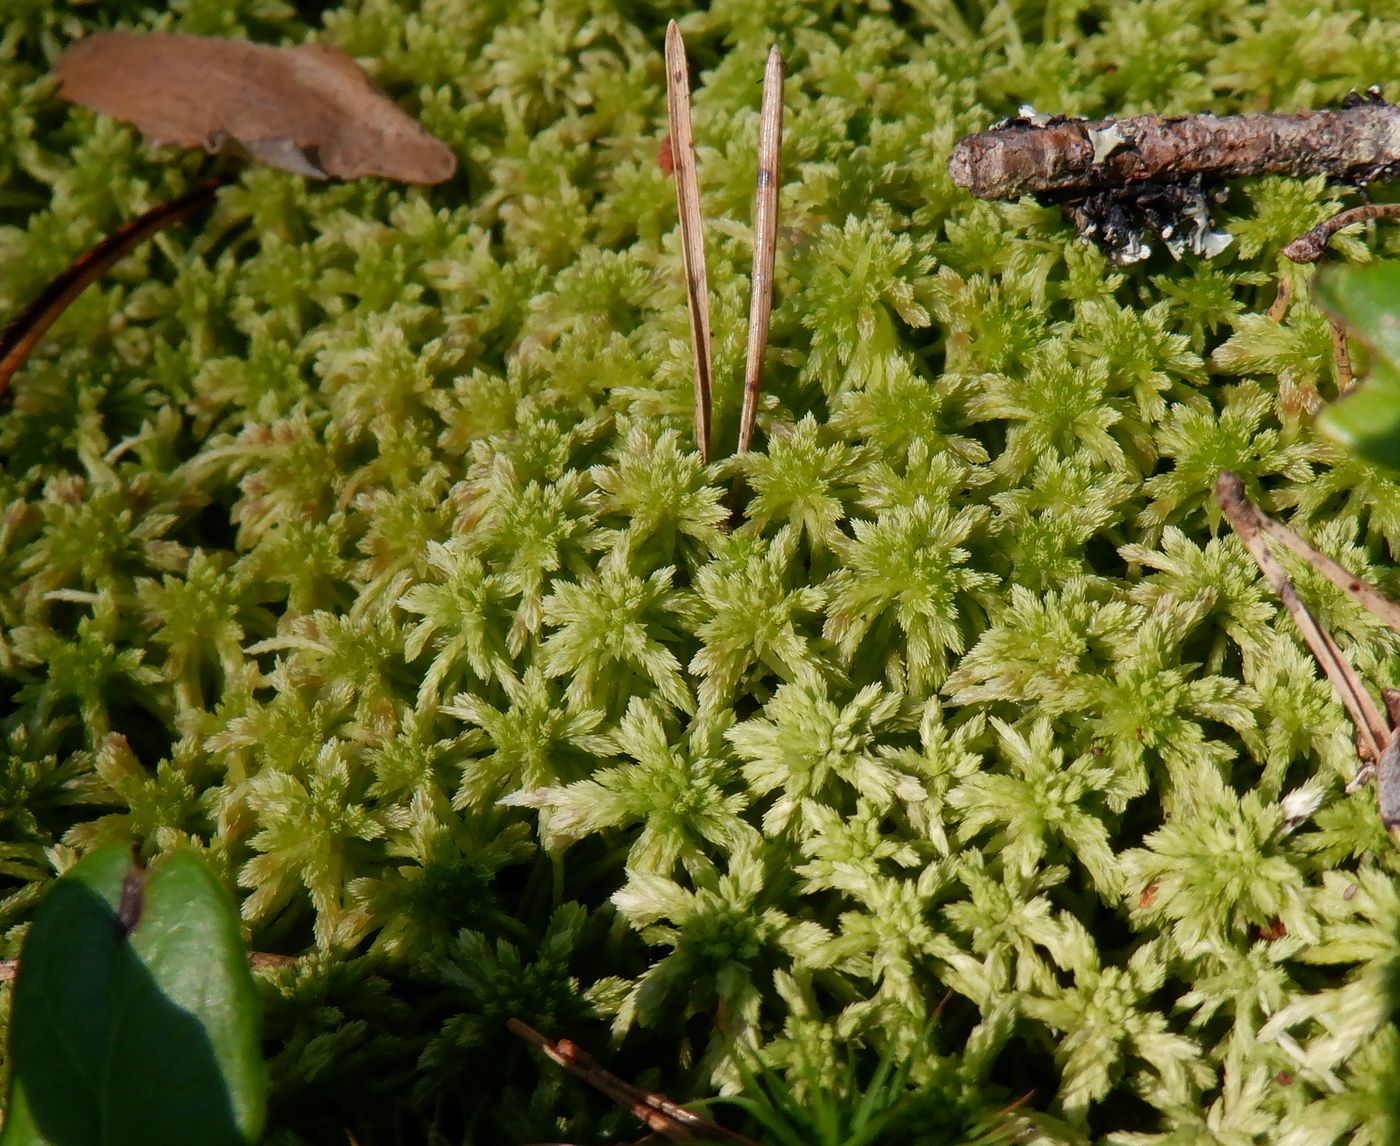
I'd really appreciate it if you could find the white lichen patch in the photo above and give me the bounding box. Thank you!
[1087,123,1126,166]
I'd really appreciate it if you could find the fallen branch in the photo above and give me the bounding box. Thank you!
[1282,202,1400,265]
[508,1018,758,1144]
[949,97,1400,201]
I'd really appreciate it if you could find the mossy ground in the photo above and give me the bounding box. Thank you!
[4,1,1400,1143]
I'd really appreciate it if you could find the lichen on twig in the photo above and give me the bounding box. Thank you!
[950,90,1400,264]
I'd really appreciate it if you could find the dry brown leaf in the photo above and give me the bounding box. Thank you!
[54,31,455,184]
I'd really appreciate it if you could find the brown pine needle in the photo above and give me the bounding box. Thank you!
[0,176,224,405]
[1239,493,1400,636]
[508,1019,758,1144]
[736,45,783,459]
[665,20,713,464]
[1216,471,1389,761]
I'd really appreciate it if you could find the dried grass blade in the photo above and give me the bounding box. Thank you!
[736,44,783,458]
[665,20,713,463]
[1216,472,1389,759]
[0,177,223,404]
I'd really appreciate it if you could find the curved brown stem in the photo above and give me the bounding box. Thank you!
[1282,202,1400,264]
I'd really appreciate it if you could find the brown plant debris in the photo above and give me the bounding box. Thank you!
[1271,202,1400,373]
[950,89,1400,264]
[1282,202,1400,264]
[664,20,714,463]
[508,1018,758,1144]
[0,176,224,405]
[54,32,455,183]
[1216,471,1400,836]
[950,92,1400,201]
[736,44,784,459]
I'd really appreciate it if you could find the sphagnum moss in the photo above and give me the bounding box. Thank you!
[4,1,1400,1143]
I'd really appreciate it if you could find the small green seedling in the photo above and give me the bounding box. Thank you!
[1,843,265,1146]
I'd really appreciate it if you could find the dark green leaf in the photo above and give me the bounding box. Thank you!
[1313,261,1400,469]
[1316,362,1400,470]
[1315,260,1400,373]
[1,842,265,1146]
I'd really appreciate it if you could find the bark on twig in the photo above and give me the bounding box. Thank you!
[1274,202,1400,386]
[508,1018,758,1144]
[1282,202,1400,263]
[949,99,1400,201]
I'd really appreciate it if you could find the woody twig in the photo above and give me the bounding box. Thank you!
[1270,201,1400,389]
[949,100,1400,202]
[949,89,1400,278]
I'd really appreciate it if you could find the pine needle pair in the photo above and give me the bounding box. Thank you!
[1216,471,1400,835]
[664,20,783,466]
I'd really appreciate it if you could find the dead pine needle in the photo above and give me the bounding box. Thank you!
[1216,471,1388,758]
[1235,476,1400,636]
[1215,471,1400,835]
[664,21,714,464]
[0,176,224,404]
[507,1018,758,1144]
[1266,274,1292,323]
[736,44,783,459]
[1328,315,1355,391]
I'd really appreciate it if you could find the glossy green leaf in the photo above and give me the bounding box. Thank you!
[1,843,265,1146]
[1316,361,1400,471]
[1314,260,1400,373]
[1313,261,1400,470]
